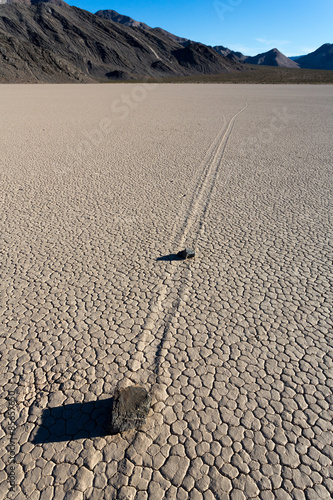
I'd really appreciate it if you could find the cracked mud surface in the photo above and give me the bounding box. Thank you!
[0,84,332,499]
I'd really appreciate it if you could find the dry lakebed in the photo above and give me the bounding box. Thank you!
[0,84,332,499]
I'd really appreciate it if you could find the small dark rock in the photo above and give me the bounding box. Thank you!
[177,248,195,260]
[108,386,151,434]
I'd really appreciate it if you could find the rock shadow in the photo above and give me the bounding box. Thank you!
[156,253,181,262]
[32,397,114,444]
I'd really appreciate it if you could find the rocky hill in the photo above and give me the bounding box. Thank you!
[296,43,333,70]
[243,48,300,68]
[0,1,244,83]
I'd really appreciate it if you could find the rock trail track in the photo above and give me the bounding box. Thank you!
[0,84,332,500]
[137,96,249,390]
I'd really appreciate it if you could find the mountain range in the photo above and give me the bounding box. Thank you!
[0,0,331,83]
[216,44,333,70]
[97,9,332,71]
[0,0,245,83]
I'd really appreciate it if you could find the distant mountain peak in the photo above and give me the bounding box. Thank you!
[244,48,300,68]
[213,46,298,67]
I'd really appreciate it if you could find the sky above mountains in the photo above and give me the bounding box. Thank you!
[66,0,333,57]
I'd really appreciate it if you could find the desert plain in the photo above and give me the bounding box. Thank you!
[0,84,332,499]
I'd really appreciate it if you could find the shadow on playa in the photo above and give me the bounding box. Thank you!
[33,397,114,443]
[157,249,195,262]
[156,253,181,262]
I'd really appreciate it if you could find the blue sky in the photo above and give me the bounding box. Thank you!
[67,0,333,56]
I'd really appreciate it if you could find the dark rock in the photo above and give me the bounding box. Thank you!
[109,386,151,434]
[177,248,195,260]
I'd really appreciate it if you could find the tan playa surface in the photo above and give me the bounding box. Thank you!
[0,84,332,499]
